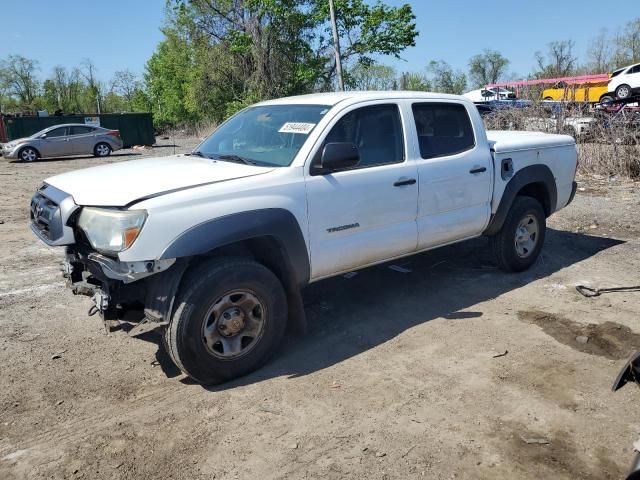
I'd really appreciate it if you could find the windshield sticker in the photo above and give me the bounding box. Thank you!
[279,122,316,134]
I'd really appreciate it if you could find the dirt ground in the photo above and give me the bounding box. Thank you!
[1,138,639,480]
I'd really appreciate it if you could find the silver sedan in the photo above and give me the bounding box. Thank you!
[1,124,124,162]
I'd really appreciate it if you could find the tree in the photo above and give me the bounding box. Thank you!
[586,30,613,73]
[468,49,509,88]
[534,40,576,78]
[0,55,40,108]
[145,27,197,126]
[347,63,397,90]
[43,66,85,113]
[111,69,139,110]
[311,0,418,88]
[612,18,640,67]
[399,71,431,91]
[143,0,418,125]
[427,60,466,94]
[80,58,102,113]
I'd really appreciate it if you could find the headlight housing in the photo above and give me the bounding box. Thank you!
[77,207,147,254]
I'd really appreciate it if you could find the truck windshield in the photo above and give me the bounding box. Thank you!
[195,104,331,167]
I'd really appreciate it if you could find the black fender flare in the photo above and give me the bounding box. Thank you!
[159,208,310,288]
[483,164,557,236]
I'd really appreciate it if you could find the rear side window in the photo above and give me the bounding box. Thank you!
[70,126,94,135]
[629,65,640,74]
[323,104,404,168]
[412,103,475,159]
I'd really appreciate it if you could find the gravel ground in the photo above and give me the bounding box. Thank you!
[0,139,639,480]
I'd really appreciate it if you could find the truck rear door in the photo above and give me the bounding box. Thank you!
[410,101,492,249]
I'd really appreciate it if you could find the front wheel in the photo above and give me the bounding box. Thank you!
[164,258,288,385]
[94,142,112,157]
[489,196,546,272]
[19,147,38,162]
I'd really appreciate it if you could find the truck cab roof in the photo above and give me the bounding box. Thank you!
[257,91,471,107]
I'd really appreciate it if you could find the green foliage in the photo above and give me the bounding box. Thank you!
[0,55,40,110]
[140,0,418,125]
[398,72,431,91]
[427,60,467,94]
[0,57,147,116]
[346,64,397,90]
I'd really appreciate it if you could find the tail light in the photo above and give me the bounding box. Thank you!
[106,130,121,138]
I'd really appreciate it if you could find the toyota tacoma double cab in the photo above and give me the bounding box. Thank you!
[30,92,578,384]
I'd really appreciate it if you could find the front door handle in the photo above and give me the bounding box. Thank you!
[394,178,417,187]
[469,167,487,174]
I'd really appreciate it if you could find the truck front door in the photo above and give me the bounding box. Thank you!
[305,102,419,279]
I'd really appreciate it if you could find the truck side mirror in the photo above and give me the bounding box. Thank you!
[317,142,360,173]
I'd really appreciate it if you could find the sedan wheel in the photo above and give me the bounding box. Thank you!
[94,143,111,157]
[19,147,38,162]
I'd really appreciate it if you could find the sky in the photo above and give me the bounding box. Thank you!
[0,0,632,85]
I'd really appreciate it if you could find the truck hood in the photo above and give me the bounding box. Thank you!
[45,155,274,206]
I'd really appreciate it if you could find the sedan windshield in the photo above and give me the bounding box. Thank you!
[195,104,330,167]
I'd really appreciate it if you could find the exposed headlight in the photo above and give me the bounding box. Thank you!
[77,207,147,254]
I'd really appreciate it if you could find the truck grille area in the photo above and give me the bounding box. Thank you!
[31,192,61,240]
[29,184,78,245]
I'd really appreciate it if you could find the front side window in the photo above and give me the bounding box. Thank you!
[46,127,67,138]
[321,104,404,168]
[412,103,475,159]
[196,104,330,167]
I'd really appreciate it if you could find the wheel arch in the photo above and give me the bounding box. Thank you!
[154,209,310,333]
[18,145,40,160]
[483,164,557,236]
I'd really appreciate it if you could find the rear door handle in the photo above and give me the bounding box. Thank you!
[469,167,487,174]
[394,178,417,187]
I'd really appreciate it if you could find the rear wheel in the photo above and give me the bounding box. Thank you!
[94,142,111,157]
[600,95,614,105]
[489,196,546,272]
[18,147,38,162]
[164,258,288,385]
[616,84,632,99]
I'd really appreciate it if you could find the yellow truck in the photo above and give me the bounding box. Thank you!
[542,80,609,103]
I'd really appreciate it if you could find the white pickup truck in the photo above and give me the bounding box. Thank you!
[30,91,578,384]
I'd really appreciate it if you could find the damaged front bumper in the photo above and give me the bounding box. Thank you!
[63,247,185,334]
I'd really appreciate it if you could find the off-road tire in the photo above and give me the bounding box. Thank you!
[93,142,112,157]
[489,196,546,273]
[164,257,287,385]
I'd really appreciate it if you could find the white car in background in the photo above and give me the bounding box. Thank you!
[608,62,640,99]
[463,87,515,102]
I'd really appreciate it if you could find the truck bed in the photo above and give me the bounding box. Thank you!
[486,130,575,153]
